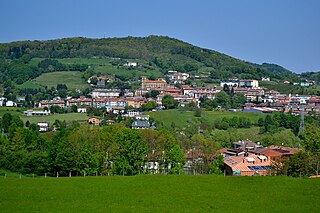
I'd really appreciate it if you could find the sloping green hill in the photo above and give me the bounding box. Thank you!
[0,36,298,84]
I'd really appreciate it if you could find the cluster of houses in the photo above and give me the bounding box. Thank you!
[184,139,300,176]
[2,74,320,132]
[31,76,320,116]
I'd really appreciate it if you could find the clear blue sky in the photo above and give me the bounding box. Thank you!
[1,0,319,73]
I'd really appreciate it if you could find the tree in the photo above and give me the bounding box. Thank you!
[286,151,312,177]
[194,108,201,117]
[25,120,30,128]
[90,77,98,85]
[71,105,78,113]
[301,124,320,153]
[141,101,157,111]
[162,94,177,109]
[150,90,160,98]
[223,84,230,95]
[1,113,12,133]
[215,91,231,109]
[111,129,147,175]
[210,154,224,175]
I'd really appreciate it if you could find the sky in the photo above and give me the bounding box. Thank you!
[0,0,319,73]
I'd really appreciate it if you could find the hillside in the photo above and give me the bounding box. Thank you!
[0,36,299,86]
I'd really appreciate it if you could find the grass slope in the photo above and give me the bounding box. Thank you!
[0,108,88,124]
[148,109,265,129]
[0,175,319,212]
[33,71,89,90]
[21,113,89,124]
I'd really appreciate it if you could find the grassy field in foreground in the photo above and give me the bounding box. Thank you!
[147,109,266,129]
[0,175,319,212]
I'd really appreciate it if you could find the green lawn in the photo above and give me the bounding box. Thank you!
[21,113,89,124]
[33,71,89,90]
[0,107,22,117]
[147,109,266,129]
[0,108,88,124]
[16,80,44,90]
[0,175,319,212]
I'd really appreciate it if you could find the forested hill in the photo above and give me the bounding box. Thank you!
[0,35,297,81]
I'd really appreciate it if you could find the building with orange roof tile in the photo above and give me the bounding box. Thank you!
[224,153,271,176]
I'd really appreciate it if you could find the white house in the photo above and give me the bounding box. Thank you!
[261,77,270,81]
[37,122,50,132]
[6,101,16,107]
[239,80,259,88]
[91,89,120,98]
[220,79,239,88]
[24,110,51,116]
[77,107,87,113]
[0,97,5,107]
[124,62,137,67]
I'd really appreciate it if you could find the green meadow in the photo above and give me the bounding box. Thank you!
[32,71,89,90]
[147,109,266,129]
[0,108,88,124]
[0,175,319,212]
[21,112,89,124]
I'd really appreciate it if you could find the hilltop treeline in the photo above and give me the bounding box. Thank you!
[0,36,298,81]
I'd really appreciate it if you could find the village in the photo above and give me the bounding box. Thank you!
[7,70,318,130]
[0,70,317,176]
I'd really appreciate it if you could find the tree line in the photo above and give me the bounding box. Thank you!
[0,118,185,176]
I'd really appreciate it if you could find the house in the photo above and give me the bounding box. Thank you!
[306,97,320,106]
[182,85,194,96]
[40,100,65,108]
[239,79,259,88]
[106,120,115,125]
[124,62,137,67]
[6,101,17,107]
[224,153,271,176]
[37,121,50,132]
[91,89,120,98]
[300,82,312,87]
[0,97,5,106]
[77,107,87,113]
[283,80,291,84]
[131,121,150,129]
[184,149,215,175]
[268,145,300,159]
[167,71,190,84]
[123,110,141,118]
[135,114,149,121]
[126,97,146,108]
[141,76,170,90]
[88,117,102,125]
[250,147,283,161]
[220,79,239,88]
[261,77,270,81]
[23,110,51,116]
[233,140,263,151]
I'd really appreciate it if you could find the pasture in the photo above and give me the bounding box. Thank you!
[0,175,319,212]
[147,109,266,129]
[0,107,88,124]
[32,71,89,90]
[21,112,89,124]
